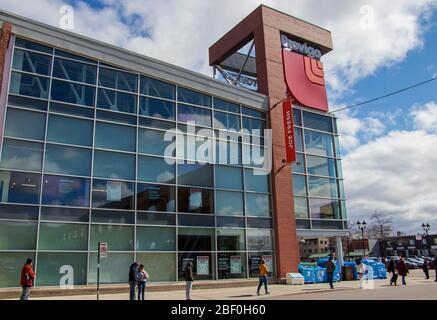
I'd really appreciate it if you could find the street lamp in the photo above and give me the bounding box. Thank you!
[357,220,367,257]
[422,223,431,256]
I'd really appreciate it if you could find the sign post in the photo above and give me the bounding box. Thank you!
[97,242,107,300]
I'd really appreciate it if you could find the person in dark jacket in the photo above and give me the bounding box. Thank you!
[434,257,437,282]
[396,257,409,285]
[423,258,430,279]
[326,256,336,289]
[128,262,139,300]
[184,262,194,300]
[387,257,397,285]
[20,258,36,300]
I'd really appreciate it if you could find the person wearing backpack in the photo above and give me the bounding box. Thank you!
[20,258,36,300]
[136,264,149,300]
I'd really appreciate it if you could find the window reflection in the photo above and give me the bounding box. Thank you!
[42,175,90,207]
[178,187,213,214]
[0,171,41,204]
[136,183,175,212]
[91,179,134,210]
[1,139,43,172]
[304,129,334,157]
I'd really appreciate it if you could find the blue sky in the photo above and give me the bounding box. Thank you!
[1,0,437,234]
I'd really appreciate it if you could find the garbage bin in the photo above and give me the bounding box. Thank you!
[342,266,354,281]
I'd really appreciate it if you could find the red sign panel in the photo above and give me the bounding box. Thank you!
[282,99,297,164]
[282,49,328,112]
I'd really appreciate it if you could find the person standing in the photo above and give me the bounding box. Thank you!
[256,259,270,295]
[396,257,409,285]
[387,257,397,286]
[434,256,437,282]
[422,258,430,280]
[128,262,139,301]
[20,258,36,300]
[136,264,149,300]
[326,256,336,289]
[184,262,194,300]
[355,257,365,288]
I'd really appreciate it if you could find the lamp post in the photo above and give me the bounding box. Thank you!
[422,223,431,256]
[357,220,367,257]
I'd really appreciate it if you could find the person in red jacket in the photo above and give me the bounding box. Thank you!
[20,258,36,300]
[396,257,409,286]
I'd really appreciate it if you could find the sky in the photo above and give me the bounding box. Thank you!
[1,0,437,235]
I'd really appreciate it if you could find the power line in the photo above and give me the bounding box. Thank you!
[331,75,437,113]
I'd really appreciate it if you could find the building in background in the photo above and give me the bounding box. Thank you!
[0,5,347,288]
[383,234,437,257]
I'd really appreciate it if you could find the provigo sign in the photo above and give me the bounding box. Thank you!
[280,34,322,60]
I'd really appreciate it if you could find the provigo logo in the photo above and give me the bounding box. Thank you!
[280,34,322,60]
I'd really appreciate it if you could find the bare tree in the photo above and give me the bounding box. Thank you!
[370,212,393,257]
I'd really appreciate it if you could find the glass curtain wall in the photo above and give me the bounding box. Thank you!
[0,37,274,287]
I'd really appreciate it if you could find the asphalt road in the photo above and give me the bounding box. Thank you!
[268,281,437,300]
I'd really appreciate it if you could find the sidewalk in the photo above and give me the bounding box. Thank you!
[5,269,432,300]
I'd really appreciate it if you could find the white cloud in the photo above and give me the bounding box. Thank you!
[411,101,437,132]
[0,0,436,93]
[343,102,437,234]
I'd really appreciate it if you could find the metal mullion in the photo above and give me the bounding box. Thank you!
[175,84,179,282]
[86,60,99,285]
[134,73,140,263]
[33,46,55,286]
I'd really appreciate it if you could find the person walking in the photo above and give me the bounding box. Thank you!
[423,258,430,280]
[396,257,409,285]
[20,258,35,300]
[434,256,437,282]
[136,264,149,300]
[184,262,194,300]
[387,257,398,286]
[128,262,139,301]
[256,259,270,295]
[326,256,336,289]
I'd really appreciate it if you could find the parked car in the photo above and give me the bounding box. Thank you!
[405,258,420,269]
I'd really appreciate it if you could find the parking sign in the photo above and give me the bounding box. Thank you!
[99,242,108,258]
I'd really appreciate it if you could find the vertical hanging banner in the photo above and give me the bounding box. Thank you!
[282,99,297,163]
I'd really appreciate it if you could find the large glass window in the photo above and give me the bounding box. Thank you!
[55,49,97,64]
[5,108,46,141]
[178,187,213,214]
[93,150,135,181]
[90,224,134,251]
[38,223,88,250]
[140,75,175,100]
[137,183,176,212]
[12,48,51,75]
[215,166,242,190]
[0,204,39,221]
[217,228,245,251]
[178,252,216,280]
[247,229,273,251]
[304,130,334,157]
[138,128,175,156]
[246,193,270,217]
[98,67,138,93]
[295,127,303,152]
[214,111,240,131]
[136,227,176,251]
[45,144,91,176]
[177,104,212,127]
[0,171,41,204]
[308,176,339,198]
[53,57,97,84]
[136,253,176,282]
[97,88,137,114]
[0,139,43,171]
[0,253,35,288]
[292,153,305,174]
[15,37,53,54]
[178,87,211,108]
[307,155,337,177]
[178,227,215,251]
[214,98,239,113]
[303,111,333,133]
[95,122,136,152]
[42,175,90,207]
[292,174,307,196]
[9,72,49,99]
[91,179,134,210]
[0,221,37,250]
[217,252,247,279]
[245,169,269,193]
[138,156,175,184]
[309,198,341,219]
[216,141,241,165]
[178,163,213,187]
[91,210,134,224]
[140,97,175,120]
[47,114,93,147]
[243,117,265,135]
[51,79,95,107]
[36,253,87,286]
[88,253,133,284]
[216,191,244,216]
[41,207,89,223]
[294,197,309,219]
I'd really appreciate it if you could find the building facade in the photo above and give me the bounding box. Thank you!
[0,5,347,288]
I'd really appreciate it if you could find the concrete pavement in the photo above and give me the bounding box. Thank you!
[5,269,436,300]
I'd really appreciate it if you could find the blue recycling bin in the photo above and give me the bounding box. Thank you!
[298,265,317,283]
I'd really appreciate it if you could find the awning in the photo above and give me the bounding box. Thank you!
[307,253,330,259]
